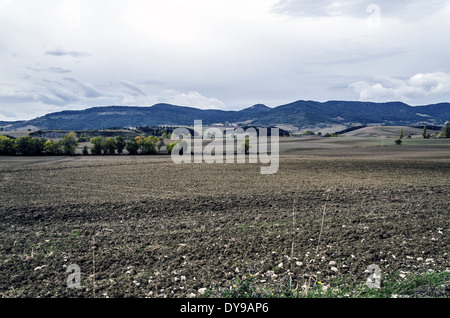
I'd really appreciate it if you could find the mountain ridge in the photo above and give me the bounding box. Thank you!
[1,100,449,132]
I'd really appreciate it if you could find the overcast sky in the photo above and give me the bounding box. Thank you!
[1,0,450,121]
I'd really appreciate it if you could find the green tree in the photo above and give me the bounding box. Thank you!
[395,139,402,145]
[126,138,139,155]
[103,137,116,155]
[142,136,158,154]
[82,145,89,155]
[14,136,32,155]
[44,139,62,155]
[422,126,428,139]
[400,129,404,139]
[135,136,146,153]
[115,136,126,154]
[166,140,182,155]
[63,132,78,155]
[442,122,450,138]
[242,138,250,155]
[32,138,46,155]
[157,137,164,153]
[78,133,88,142]
[0,136,15,155]
[15,136,45,155]
[135,136,158,154]
[90,137,104,155]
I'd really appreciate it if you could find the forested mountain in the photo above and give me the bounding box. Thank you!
[1,100,448,131]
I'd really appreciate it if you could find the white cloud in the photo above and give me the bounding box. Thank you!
[272,0,448,19]
[350,72,450,104]
[63,78,103,99]
[118,80,147,97]
[159,90,226,110]
[273,0,362,17]
[113,86,226,110]
[45,49,91,58]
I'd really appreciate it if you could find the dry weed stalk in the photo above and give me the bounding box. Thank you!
[92,236,96,298]
[305,187,333,297]
[290,199,296,291]
[291,199,296,259]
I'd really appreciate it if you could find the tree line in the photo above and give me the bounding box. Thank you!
[0,132,79,156]
[89,135,165,155]
[0,132,170,156]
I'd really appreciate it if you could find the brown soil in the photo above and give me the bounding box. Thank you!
[0,147,448,298]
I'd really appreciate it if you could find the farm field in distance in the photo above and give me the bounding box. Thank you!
[0,135,449,298]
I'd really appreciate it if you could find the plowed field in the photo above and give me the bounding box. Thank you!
[0,146,449,298]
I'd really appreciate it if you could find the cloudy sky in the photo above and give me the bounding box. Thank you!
[1,0,450,121]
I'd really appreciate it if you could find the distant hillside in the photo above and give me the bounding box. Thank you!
[0,100,448,132]
[343,126,441,137]
[413,103,450,119]
[250,101,448,128]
